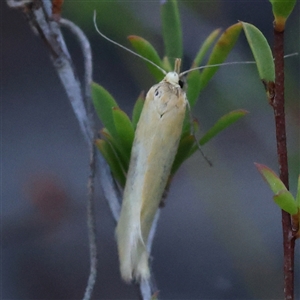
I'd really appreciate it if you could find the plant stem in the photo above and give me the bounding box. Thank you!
[271,27,296,300]
[6,2,159,298]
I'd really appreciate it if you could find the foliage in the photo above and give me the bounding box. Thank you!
[92,0,249,188]
[255,163,299,216]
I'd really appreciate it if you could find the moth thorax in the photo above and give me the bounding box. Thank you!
[164,72,180,87]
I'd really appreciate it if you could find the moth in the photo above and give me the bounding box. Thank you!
[94,12,298,283]
[94,12,214,283]
[116,59,187,282]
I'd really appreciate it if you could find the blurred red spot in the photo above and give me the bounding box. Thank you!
[24,174,69,222]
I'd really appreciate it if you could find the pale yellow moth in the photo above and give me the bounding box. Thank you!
[94,12,244,283]
[116,59,186,282]
[94,13,191,283]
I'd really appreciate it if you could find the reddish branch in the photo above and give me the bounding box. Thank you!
[271,27,296,300]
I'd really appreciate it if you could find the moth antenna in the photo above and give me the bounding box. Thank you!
[174,58,181,74]
[93,11,167,76]
[179,61,256,77]
[179,53,298,77]
[186,101,213,167]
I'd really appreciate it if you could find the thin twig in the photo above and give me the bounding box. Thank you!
[6,1,160,298]
[59,18,93,111]
[271,24,296,300]
[6,0,32,8]
[59,18,123,222]
[59,18,98,300]
[83,145,98,300]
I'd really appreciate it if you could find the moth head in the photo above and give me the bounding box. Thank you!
[164,72,180,87]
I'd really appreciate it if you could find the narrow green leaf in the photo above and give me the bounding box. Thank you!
[199,23,243,92]
[199,109,248,146]
[269,0,297,18]
[171,135,195,176]
[255,163,298,215]
[101,128,129,172]
[273,190,298,215]
[181,114,191,137]
[255,163,288,194]
[296,175,300,208]
[186,71,202,107]
[128,35,165,81]
[91,82,119,139]
[242,22,275,82]
[162,56,173,72]
[112,107,135,157]
[95,139,126,187]
[193,28,222,67]
[269,0,297,31]
[181,114,200,143]
[161,0,183,64]
[132,92,145,129]
[186,29,222,106]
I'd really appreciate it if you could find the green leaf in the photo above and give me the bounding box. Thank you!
[132,92,145,130]
[186,29,222,107]
[91,82,119,139]
[95,139,126,187]
[199,22,243,92]
[255,163,300,215]
[161,0,183,65]
[193,28,222,67]
[269,0,297,31]
[199,109,248,146]
[242,22,275,83]
[181,111,192,136]
[273,190,298,215]
[162,56,173,72]
[255,164,298,214]
[171,135,195,176]
[128,35,165,81]
[101,128,129,172]
[112,107,134,157]
[181,113,201,145]
[255,163,287,194]
[186,71,203,107]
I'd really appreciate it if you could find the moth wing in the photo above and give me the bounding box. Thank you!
[116,82,186,282]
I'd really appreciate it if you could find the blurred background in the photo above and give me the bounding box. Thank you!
[2,0,299,299]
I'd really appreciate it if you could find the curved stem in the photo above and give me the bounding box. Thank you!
[6,1,160,298]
